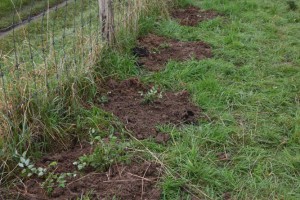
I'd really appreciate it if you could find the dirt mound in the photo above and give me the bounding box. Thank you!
[38,142,92,174]
[134,34,212,71]
[11,142,162,200]
[101,78,202,142]
[14,162,162,200]
[171,6,219,26]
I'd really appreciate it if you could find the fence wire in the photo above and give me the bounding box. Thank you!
[0,0,153,114]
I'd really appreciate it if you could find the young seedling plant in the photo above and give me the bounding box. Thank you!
[16,151,77,195]
[139,86,163,104]
[16,151,47,177]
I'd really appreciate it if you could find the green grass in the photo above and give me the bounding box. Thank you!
[1,0,300,199]
[0,0,65,30]
[139,0,300,199]
[98,0,300,199]
[85,1,300,196]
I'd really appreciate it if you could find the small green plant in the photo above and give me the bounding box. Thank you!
[41,161,76,194]
[151,46,162,54]
[159,42,170,49]
[73,135,130,171]
[42,172,76,195]
[139,86,163,104]
[73,157,88,170]
[16,154,76,195]
[88,128,98,140]
[97,95,109,104]
[88,128,108,145]
[16,151,47,177]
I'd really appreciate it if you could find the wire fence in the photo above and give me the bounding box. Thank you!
[0,0,153,116]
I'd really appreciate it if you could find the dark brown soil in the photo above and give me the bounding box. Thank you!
[217,152,231,162]
[171,6,219,26]
[223,192,232,200]
[135,34,212,71]
[10,142,162,200]
[101,78,202,142]
[37,142,93,173]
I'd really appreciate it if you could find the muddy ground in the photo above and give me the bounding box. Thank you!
[101,78,202,143]
[134,34,212,71]
[10,142,162,200]
[171,6,219,26]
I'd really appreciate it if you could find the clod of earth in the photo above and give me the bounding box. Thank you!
[101,78,203,141]
[223,192,232,200]
[217,152,231,161]
[171,6,219,26]
[135,34,212,71]
[132,47,150,57]
[11,142,162,200]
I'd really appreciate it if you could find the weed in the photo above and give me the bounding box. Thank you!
[15,151,47,177]
[73,157,88,171]
[139,86,163,104]
[42,171,76,195]
[159,42,171,49]
[97,95,109,104]
[15,152,76,195]
[74,135,130,171]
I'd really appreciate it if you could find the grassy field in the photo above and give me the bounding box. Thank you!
[149,0,300,198]
[105,0,300,198]
[1,0,300,199]
[0,0,65,30]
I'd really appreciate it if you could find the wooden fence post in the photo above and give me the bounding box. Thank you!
[99,0,115,46]
[107,0,115,45]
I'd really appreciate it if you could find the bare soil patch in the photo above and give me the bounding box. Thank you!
[37,142,93,173]
[101,78,202,142]
[171,6,219,26]
[134,34,212,71]
[11,142,162,200]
